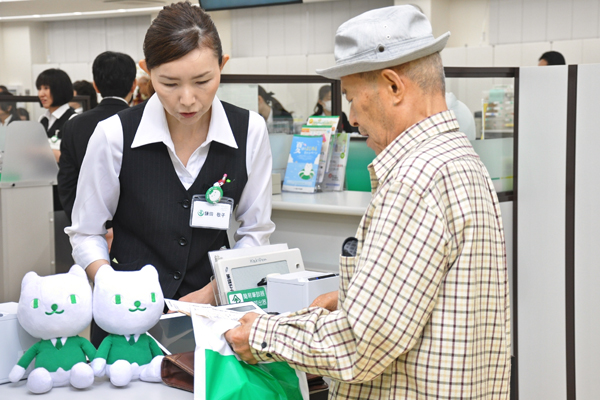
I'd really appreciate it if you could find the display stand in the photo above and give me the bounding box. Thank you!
[0,121,58,303]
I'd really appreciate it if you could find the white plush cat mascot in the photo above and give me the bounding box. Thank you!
[9,265,96,394]
[91,265,164,387]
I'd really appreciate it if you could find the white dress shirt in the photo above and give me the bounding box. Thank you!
[40,103,77,150]
[1,114,13,126]
[39,103,73,130]
[66,94,275,269]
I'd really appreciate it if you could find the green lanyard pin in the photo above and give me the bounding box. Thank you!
[206,174,231,204]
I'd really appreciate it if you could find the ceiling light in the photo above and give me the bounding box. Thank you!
[0,6,163,21]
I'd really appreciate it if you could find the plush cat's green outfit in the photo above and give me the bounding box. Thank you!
[96,333,163,365]
[17,336,96,372]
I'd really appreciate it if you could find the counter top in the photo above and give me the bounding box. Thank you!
[0,377,192,399]
[1,375,328,399]
[272,191,372,216]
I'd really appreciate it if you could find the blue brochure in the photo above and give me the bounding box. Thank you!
[282,135,323,193]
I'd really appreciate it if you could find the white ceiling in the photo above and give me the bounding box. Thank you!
[0,0,338,21]
[0,0,170,20]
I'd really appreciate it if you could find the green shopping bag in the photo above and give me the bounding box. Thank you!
[192,308,308,400]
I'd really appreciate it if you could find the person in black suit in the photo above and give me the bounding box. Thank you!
[58,51,137,222]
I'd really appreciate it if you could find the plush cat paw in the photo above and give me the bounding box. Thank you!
[70,362,94,389]
[26,368,53,394]
[91,358,106,377]
[108,360,133,387]
[8,365,25,383]
[140,356,164,383]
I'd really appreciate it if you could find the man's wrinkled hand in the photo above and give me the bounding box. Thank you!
[310,290,339,311]
[224,312,260,364]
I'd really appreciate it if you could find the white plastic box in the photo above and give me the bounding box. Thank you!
[267,271,339,314]
[0,302,37,384]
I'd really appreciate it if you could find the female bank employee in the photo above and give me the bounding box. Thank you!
[66,2,274,343]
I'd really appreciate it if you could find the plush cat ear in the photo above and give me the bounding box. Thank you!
[21,271,39,291]
[68,265,87,280]
[94,264,114,284]
[140,265,159,280]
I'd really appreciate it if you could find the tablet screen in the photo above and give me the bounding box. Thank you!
[147,314,195,355]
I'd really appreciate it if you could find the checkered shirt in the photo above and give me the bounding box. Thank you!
[250,111,511,399]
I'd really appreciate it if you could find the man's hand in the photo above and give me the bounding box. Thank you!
[310,290,339,311]
[224,312,260,364]
[178,281,217,305]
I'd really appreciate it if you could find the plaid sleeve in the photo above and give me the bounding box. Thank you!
[250,180,449,382]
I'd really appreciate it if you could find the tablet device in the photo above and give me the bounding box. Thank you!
[147,313,194,356]
[147,302,266,355]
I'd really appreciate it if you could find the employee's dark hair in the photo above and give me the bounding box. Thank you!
[539,51,566,65]
[144,1,222,71]
[313,85,331,115]
[0,85,9,93]
[92,51,137,99]
[258,85,292,116]
[72,80,98,109]
[17,107,30,121]
[0,92,18,120]
[35,69,73,107]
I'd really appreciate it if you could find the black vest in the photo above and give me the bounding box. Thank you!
[44,107,76,139]
[110,101,249,299]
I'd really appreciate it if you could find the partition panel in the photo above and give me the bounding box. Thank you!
[517,66,568,400]
[574,63,600,399]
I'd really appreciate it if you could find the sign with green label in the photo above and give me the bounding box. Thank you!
[227,287,268,309]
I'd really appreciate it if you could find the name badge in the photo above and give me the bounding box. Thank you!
[190,195,233,230]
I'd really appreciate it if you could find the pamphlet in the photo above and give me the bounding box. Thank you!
[300,125,335,185]
[282,135,322,193]
[322,132,350,191]
[306,115,340,129]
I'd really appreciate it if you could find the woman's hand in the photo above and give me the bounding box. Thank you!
[309,290,339,311]
[178,280,217,305]
[104,228,114,252]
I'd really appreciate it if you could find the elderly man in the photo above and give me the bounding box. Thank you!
[226,6,510,399]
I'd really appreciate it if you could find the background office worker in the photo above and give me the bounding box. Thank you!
[0,91,19,126]
[66,2,274,346]
[313,84,357,133]
[257,85,293,132]
[69,80,99,114]
[36,68,76,141]
[58,51,137,223]
[538,50,566,66]
[36,68,76,211]
[226,6,510,399]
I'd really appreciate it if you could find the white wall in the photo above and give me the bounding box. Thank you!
[0,23,4,84]
[574,63,600,399]
[517,65,569,400]
[5,0,600,94]
[46,16,149,64]
[490,0,600,45]
[209,10,233,58]
[0,22,45,93]
[230,0,392,58]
